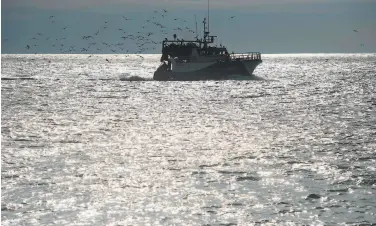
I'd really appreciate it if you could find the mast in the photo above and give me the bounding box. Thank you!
[202,0,211,48]
[195,14,198,40]
[203,18,206,39]
[202,18,207,48]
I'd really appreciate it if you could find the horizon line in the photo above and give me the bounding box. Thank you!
[2,53,376,55]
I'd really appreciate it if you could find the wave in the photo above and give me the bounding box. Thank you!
[230,74,265,81]
[118,73,152,81]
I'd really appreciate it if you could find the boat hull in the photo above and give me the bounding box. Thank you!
[153,59,262,81]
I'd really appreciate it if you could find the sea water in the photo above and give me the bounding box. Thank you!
[1,54,376,225]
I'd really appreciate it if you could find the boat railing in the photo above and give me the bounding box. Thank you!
[168,52,262,62]
[230,52,261,61]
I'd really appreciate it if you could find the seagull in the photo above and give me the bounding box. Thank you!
[229,16,235,19]
[105,59,110,63]
[353,29,358,32]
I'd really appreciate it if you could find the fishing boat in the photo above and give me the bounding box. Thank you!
[153,4,262,81]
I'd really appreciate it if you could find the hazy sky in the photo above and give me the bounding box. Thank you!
[2,0,376,54]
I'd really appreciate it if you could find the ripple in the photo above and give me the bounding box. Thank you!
[305,194,321,199]
[1,77,36,80]
[236,176,260,181]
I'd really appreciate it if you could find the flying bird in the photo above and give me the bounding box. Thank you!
[353,30,358,32]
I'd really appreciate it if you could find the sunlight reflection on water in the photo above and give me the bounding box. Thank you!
[1,54,376,225]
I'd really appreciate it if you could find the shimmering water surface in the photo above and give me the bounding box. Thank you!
[1,54,376,225]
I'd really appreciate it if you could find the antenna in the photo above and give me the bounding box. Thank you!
[207,0,210,34]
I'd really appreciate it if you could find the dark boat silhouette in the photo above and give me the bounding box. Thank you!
[153,3,262,81]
